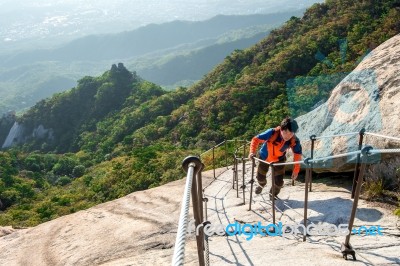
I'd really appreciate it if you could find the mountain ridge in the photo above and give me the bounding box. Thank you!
[0,11,303,115]
[0,0,399,228]
[1,13,302,66]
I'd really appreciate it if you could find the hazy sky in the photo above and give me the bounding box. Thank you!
[0,0,322,50]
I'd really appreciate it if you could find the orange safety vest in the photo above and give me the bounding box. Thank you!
[250,126,302,173]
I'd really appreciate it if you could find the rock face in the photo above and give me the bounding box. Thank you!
[295,34,400,187]
[1,122,25,148]
[2,123,54,149]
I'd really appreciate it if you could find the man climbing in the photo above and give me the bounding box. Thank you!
[248,117,302,198]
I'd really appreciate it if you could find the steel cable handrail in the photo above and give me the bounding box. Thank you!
[198,130,400,160]
[369,148,400,154]
[313,131,359,140]
[364,132,400,142]
[200,140,226,157]
[172,157,204,266]
[234,141,250,154]
[173,129,400,265]
[172,162,196,265]
[251,153,341,167]
[193,130,400,263]
[200,139,250,158]
[251,147,399,167]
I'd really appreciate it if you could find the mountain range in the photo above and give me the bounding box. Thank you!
[0,0,399,228]
[0,0,321,52]
[0,10,306,115]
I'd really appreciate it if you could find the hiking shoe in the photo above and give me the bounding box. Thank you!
[255,185,264,195]
[269,187,281,200]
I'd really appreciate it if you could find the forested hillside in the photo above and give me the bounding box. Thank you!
[1,0,399,226]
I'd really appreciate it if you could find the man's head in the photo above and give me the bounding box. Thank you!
[280,117,299,141]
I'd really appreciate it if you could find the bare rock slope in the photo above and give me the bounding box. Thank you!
[0,176,186,265]
[296,34,400,178]
[0,166,399,265]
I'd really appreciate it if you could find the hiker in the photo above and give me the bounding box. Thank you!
[248,117,302,198]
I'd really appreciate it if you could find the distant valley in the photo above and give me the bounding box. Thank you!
[0,0,321,52]
[0,10,305,115]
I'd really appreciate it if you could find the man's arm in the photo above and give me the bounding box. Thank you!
[291,153,302,180]
[249,128,274,158]
[291,138,302,180]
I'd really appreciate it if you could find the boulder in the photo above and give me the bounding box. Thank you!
[294,34,400,188]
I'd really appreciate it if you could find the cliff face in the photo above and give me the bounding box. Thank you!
[1,122,24,148]
[295,34,400,186]
[2,122,54,149]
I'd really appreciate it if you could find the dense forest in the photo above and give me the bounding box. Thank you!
[1,0,399,226]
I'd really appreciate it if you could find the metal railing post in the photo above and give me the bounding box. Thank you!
[243,140,246,159]
[242,157,246,205]
[303,158,311,242]
[309,135,316,191]
[236,157,239,198]
[271,163,276,226]
[198,164,205,223]
[203,197,208,221]
[341,146,372,260]
[351,128,365,198]
[225,140,228,168]
[172,156,203,266]
[189,134,399,263]
[212,147,216,179]
[234,139,237,155]
[248,157,255,211]
[232,157,236,189]
[191,164,205,266]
